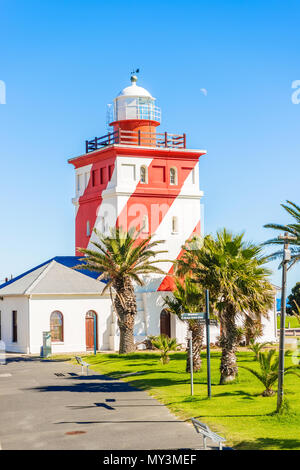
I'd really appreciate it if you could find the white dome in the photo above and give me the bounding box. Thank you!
[115,76,154,100]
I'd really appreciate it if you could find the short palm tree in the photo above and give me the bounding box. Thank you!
[241,349,300,396]
[74,227,167,354]
[248,339,271,361]
[264,200,300,269]
[163,277,205,372]
[151,335,180,364]
[176,229,274,384]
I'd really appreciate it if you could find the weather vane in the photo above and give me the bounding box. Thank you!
[131,68,140,76]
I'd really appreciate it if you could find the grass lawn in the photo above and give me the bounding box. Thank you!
[71,349,300,450]
[277,315,300,328]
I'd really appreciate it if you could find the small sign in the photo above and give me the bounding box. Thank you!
[196,319,219,326]
[42,331,52,358]
[181,312,205,320]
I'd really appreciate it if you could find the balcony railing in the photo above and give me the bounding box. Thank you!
[85,130,186,153]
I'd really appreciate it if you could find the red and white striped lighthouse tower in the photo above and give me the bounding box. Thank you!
[68,74,206,292]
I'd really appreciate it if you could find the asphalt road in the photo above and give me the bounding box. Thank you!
[0,355,216,450]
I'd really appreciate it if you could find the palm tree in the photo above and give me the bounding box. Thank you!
[163,277,205,372]
[241,349,300,396]
[264,200,300,269]
[248,339,271,361]
[74,227,167,354]
[151,335,180,364]
[176,229,274,384]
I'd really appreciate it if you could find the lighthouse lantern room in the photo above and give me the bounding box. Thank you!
[112,74,161,125]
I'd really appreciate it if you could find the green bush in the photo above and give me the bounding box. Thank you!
[150,335,180,364]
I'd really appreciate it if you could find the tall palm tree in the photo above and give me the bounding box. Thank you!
[163,277,205,372]
[264,200,300,269]
[74,227,167,354]
[176,229,274,384]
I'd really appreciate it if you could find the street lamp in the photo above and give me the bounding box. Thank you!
[277,232,297,412]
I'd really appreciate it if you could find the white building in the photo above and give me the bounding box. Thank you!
[0,256,278,354]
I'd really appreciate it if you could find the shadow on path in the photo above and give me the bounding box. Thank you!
[25,381,139,394]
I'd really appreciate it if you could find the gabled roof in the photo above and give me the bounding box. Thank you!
[0,257,107,296]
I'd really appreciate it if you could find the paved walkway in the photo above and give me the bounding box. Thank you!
[0,355,215,450]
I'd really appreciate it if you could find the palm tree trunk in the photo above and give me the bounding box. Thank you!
[186,321,204,372]
[262,388,275,397]
[219,307,238,384]
[113,277,137,354]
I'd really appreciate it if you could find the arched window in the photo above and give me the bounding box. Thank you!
[160,310,171,337]
[50,311,63,342]
[142,214,149,233]
[100,216,106,233]
[172,216,178,234]
[170,167,177,185]
[140,165,147,184]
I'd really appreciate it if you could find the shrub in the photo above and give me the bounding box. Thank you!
[151,335,180,364]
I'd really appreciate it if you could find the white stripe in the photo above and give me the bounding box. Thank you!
[88,156,153,248]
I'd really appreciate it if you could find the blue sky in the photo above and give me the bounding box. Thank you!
[0,0,299,294]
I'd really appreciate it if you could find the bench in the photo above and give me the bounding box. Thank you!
[191,418,226,450]
[75,356,90,375]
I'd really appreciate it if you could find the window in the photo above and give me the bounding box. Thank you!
[140,166,147,184]
[77,174,81,192]
[108,164,114,180]
[85,172,89,189]
[170,167,177,185]
[100,216,106,233]
[86,220,91,237]
[92,170,97,186]
[142,214,149,233]
[50,311,63,342]
[12,311,17,342]
[172,216,178,234]
[100,167,106,184]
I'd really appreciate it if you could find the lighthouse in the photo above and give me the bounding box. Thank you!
[68,75,206,298]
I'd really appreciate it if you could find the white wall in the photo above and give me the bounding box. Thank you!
[141,291,278,347]
[0,297,30,353]
[260,302,278,343]
[0,290,277,356]
[28,294,113,354]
